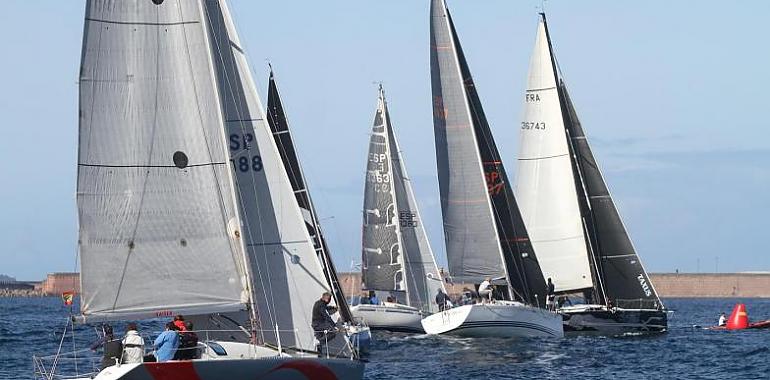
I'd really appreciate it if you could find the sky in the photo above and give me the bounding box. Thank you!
[1,1,769,280]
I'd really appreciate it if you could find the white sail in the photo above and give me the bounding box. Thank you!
[203,0,332,351]
[77,0,249,321]
[514,20,593,292]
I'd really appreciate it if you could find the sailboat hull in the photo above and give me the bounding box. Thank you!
[83,357,364,380]
[561,305,668,335]
[420,302,563,338]
[351,303,424,333]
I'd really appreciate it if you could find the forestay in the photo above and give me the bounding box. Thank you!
[515,20,594,293]
[429,0,506,285]
[77,0,249,321]
[203,0,331,351]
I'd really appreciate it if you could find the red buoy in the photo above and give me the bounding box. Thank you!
[726,303,749,330]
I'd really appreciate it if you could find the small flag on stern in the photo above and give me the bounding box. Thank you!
[62,291,74,306]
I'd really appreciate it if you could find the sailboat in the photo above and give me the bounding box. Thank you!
[35,1,364,379]
[265,67,372,349]
[351,85,446,333]
[420,0,563,338]
[514,13,667,335]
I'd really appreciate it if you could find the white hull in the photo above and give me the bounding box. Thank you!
[351,303,424,333]
[63,341,363,380]
[421,301,563,338]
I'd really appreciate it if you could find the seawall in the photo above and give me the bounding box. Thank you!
[649,273,770,298]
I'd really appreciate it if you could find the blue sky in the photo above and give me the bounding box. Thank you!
[1,1,768,280]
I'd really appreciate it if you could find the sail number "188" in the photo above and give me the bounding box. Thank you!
[229,133,263,172]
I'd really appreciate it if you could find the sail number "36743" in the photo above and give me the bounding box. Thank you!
[521,121,546,130]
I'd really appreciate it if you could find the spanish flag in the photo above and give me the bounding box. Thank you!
[62,291,75,306]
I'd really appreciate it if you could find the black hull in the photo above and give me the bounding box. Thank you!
[562,308,667,336]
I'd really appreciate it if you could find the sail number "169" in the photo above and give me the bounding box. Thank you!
[229,133,263,172]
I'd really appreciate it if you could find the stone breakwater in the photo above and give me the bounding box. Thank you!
[1,288,44,297]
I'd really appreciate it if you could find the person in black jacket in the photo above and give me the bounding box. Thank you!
[435,289,451,311]
[311,292,338,356]
[90,325,123,369]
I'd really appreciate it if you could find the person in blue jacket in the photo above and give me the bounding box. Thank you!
[153,322,180,362]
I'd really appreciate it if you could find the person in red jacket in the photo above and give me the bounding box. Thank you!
[173,315,187,331]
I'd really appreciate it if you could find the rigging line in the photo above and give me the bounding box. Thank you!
[111,6,165,310]
[202,2,275,340]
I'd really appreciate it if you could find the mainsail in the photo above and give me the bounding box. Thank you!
[266,68,353,322]
[430,0,547,306]
[77,0,249,321]
[514,16,594,293]
[361,86,445,312]
[203,0,334,350]
[518,13,662,307]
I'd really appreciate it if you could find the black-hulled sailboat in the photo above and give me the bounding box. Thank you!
[515,13,666,335]
[420,0,563,338]
[352,85,446,333]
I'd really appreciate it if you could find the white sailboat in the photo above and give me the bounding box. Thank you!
[420,0,563,338]
[515,13,666,335]
[352,86,446,333]
[35,1,364,378]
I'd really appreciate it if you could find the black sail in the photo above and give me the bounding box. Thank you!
[560,82,662,308]
[432,3,548,306]
[266,70,353,322]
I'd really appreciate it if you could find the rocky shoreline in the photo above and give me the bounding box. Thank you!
[0,289,45,297]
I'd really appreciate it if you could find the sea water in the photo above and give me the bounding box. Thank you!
[2,298,768,379]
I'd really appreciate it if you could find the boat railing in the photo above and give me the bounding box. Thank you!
[33,326,360,379]
[33,348,101,380]
[615,298,661,310]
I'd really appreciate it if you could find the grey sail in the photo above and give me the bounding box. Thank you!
[430,0,548,305]
[77,0,249,321]
[561,82,662,307]
[204,0,336,351]
[361,91,403,293]
[266,69,354,323]
[364,87,446,312]
[429,0,506,285]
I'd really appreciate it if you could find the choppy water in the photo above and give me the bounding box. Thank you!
[2,298,769,379]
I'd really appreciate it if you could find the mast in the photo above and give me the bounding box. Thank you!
[541,13,663,308]
[431,0,547,306]
[266,67,353,322]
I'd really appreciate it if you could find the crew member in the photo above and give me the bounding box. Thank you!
[435,288,451,311]
[478,277,493,303]
[121,322,145,364]
[546,278,556,310]
[312,292,338,357]
[90,325,123,369]
[718,312,727,327]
